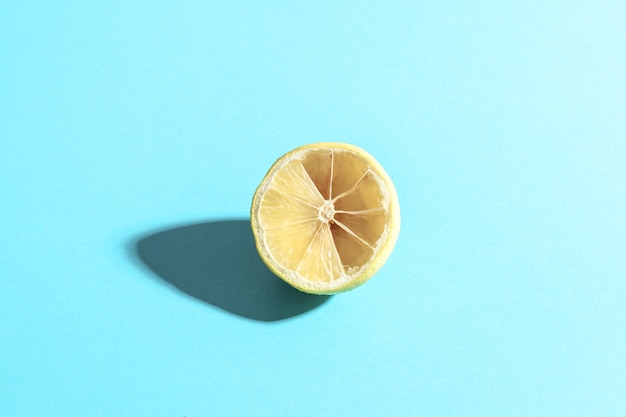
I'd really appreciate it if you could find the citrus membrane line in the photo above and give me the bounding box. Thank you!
[334,207,386,215]
[293,158,327,204]
[322,227,340,282]
[328,150,335,199]
[270,185,322,210]
[331,169,372,203]
[294,221,326,271]
[326,253,339,282]
[333,219,376,251]
[267,217,321,228]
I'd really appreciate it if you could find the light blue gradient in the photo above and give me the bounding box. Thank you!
[2,1,625,416]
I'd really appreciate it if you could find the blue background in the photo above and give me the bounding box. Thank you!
[2,1,626,415]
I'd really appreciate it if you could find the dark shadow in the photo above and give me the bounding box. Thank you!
[129,219,332,322]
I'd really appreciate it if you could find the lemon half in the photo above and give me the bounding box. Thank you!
[251,143,400,294]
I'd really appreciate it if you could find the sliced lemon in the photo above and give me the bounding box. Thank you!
[250,142,400,294]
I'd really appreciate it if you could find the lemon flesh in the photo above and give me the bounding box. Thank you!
[251,143,400,294]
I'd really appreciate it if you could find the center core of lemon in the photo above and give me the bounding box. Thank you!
[319,200,336,224]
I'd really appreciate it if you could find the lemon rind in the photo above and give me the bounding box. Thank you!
[251,142,400,295]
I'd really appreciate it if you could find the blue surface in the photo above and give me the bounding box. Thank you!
[2,1,626,416]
